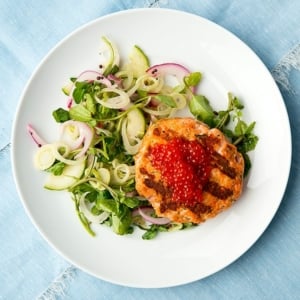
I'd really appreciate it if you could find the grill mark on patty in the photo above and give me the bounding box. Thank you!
[143,175,172,200]
[210,152,237,179]
[196,134,220,149]
[160,201,177,213]
[192,202,212,215]
[160,199,212,214]
[139,167,148,175]
[196,134,237,179]
[204,181,233,199]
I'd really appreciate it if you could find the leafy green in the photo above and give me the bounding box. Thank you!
[73,193,95,236]
[69,104,93,122]
[184,72,202,88]
[142,225,160,240]
[52,108,70,123]
[188,95,215,127]
[46,161,65,175]
[189,92,258,176]
[73,81,89,104]
[120,196,141,208]
[96,198,117,214]
[85,93,97,114]
[154,94,177,108]
[112,204,133,235]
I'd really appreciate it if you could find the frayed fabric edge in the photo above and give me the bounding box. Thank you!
[144,0,169,8]
[0,143,10,156]
[271,43,300,93]
[37,266,77,300]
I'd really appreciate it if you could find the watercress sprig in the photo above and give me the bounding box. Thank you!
[188,90,258,176]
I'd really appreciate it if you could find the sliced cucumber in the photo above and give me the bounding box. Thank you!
[44,160,85,190]
[126,108,146,143]
[101,36,120,76]
[123,45,150,78]
[121,108,146,155]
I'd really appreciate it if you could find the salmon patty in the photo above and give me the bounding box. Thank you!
[135,117,244,224]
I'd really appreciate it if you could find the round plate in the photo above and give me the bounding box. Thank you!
[11,8,291,288]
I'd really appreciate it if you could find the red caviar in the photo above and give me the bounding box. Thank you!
[150,138,212,205]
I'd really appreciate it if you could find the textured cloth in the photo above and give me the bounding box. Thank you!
[1,0,300,299]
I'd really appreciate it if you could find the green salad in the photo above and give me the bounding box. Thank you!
[29,36,258,239]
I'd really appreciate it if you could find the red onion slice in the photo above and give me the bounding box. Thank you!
[147,62,190,77]
[67,98,73,109]
[75,70,113,87]
[138,206,170,225]
[147,62,195,93]
[59,120,94,159]
[107,74,122,86]
[60,120,84,150]
[27,124,46,147]
[79,192,110,224]
[73,122,93,159]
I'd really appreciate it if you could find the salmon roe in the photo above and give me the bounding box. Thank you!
[150,138,212,205]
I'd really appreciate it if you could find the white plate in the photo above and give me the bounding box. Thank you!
[11,8,291,288]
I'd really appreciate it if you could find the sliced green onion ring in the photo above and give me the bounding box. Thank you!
[143,103,172,116]
[171,92,187,109]
[79,192,110,223]
[121,118,142,155]
[112,164,131,184]
[34,144,56,170]
[115,70,134,90]
[137,74,164,93]
[94,87,130,109]
[53,142,85,165]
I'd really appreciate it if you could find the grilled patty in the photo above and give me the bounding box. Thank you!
[135,117,244,224]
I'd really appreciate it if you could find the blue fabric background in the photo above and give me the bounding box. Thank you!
[1,1,300,299]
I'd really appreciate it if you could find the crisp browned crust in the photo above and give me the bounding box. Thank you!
[135,117,244,223]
